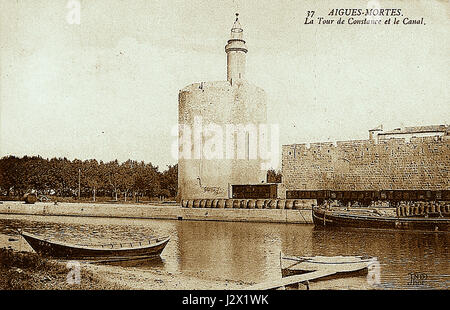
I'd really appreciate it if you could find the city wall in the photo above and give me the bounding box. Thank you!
[282,135,449,191]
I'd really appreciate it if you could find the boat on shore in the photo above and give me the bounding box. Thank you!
[19,230,170,261]
[281,254,375,278]
[312,207,450,231]
[248,254,376,290]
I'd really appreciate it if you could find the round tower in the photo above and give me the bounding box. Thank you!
[177,14,268,202]
[225,13,248,83]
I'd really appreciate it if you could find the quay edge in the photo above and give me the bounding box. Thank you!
[0,201,313,224]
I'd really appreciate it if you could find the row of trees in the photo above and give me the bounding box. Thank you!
[0,155,178,201]
[0,155,282,202]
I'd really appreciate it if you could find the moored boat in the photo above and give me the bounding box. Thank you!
[248,254,377,290]
[312,207,450,231]
[20,230,170,261]
[281,254,376,278]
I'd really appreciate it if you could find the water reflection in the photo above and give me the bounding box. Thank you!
[308,227,449,289]
[0,214,448,289]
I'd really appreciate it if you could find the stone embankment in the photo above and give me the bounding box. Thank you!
[0,200,315,224]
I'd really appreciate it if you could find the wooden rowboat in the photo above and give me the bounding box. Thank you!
[248,254,377,290]
[281,254,375,278]
[312,207,450,231]
[20,230,170,261]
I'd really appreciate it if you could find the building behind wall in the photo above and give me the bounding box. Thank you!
[282,125,450,193]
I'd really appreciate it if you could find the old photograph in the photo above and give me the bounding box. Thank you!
[0,0,448,298]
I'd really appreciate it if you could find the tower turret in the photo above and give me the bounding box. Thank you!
[225,13,248,83]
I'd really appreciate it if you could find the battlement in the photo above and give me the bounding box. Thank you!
[283,133,447,152]
[282,126,450,192]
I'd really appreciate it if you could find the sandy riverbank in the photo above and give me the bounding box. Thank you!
[82,263,247,290]
[0,248,247,290]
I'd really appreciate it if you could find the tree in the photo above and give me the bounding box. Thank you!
[0,155,178,202]
[119,160,136,202]
[84,159,105,201]
[106,160,121,201]
[132,161,157,201]
[160,164,178,198]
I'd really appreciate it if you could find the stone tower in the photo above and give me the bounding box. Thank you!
[225,13,248,83]
[178,14,268,202]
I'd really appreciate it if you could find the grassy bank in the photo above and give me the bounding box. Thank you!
[0,248,125,290]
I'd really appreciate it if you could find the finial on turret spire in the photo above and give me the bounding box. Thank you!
[225,13,248,82]
[231,13,243,34]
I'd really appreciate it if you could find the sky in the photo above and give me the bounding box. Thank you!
[0,0,448,170]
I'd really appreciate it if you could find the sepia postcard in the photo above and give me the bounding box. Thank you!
[0,0,448,302]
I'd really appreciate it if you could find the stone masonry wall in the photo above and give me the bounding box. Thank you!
[178,80,267,200]
[282,135,449,191]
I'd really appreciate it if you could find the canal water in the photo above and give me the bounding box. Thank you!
[0,214,448,289]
